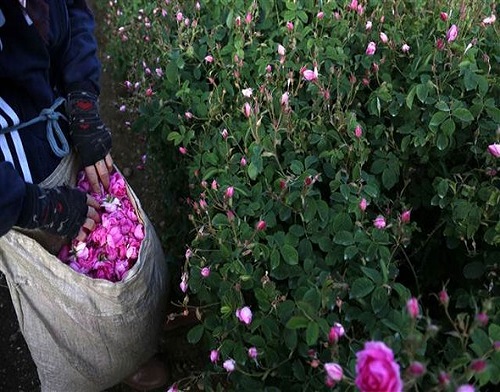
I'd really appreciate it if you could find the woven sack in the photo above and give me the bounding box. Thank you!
[0,156,168,391]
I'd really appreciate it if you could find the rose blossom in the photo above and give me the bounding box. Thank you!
[248,347,258,359]
[401,44,410,53]
[483,14,496,25]
[355,341,403,392]
[354,124,363,138]
[373,215,386,229]
[359,198,367,212]
[400,210,411,223]
[223,358,236,372]
[235,306,253,324]
[201,266,211,278]
[456,385,475,392]
[408,361,426,377]
[324,362,343,381]
[380,32,388,43]
[406,297,420,318]
[487,144,500,158]
[210,349,219,363]
[446,24,458,42]
[302,67,319,82]
[243,102,252,118]
[328,322,345,344]
[366,41,377,56]
[256,220,267,231]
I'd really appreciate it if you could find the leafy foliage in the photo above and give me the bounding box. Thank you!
[101,0,499,390]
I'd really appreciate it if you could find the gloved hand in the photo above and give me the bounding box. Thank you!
[67,90,112,168]
[17,183,100,240]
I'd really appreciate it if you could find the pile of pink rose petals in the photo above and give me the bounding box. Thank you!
[58,171,144,282]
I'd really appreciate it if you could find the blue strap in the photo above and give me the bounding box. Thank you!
[0,97,70,158]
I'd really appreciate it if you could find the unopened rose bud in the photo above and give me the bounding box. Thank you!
[439,289,449,305]
[406,297,419,318]
[373,215,386,229]
[408,361,426,377]
[248,347,258,359]
[355,125,363,138]
[201,266,211,278]
[210,349,219,363]
[256,220,267,231]
[225,186,234,199]
[401,210,411,223]
[438,371,451,386]
[476,312,489,326]
[470,359,487,373]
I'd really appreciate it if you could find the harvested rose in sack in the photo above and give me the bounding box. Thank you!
[58,171,143,282]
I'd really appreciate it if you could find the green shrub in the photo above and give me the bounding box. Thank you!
[101,0,500,390]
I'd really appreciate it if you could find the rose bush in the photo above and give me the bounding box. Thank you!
[99,0,499,390]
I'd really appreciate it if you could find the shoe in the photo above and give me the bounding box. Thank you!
[122,357,168,390]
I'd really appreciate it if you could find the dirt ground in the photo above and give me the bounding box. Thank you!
[0,3,204,391]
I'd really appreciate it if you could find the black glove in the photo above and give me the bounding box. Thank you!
[17,183,88,239]
[67,90,112,167]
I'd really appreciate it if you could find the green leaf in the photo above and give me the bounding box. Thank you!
[292,360,306,382]
[360,266,383,284]
[429,111,449,128]
[406,85,416,109]
[187,324,204,344]
[453,108,474,122]
[436,133,449,151]
[270,248,280,270]
[463,262,485,279]
[166,62,178,83]
[284,328,297,350]
[382,166,398,189]
[371,286,388,314]
[334,230,354,246]
[286,316,309,329]
[416,83,429,103]
[441,118,456,136]
[306,322,320,346]
[435,101,450,112]
[247,162,259,180]
[350,277,375,299]
[281,244,299,265]
[489,324,500,341]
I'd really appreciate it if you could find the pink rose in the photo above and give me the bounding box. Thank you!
[366,41,377,56]
[235,306,253,325]
[446,24,458,42]
[210,349,219,363]
[355,341,403,392]
[406,297,420,318]
[373,215,386,229]
[487,143,500,158]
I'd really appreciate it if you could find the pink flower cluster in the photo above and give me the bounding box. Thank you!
[58,171,144,282]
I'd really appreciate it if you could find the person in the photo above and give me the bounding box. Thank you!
[0,0,167,389]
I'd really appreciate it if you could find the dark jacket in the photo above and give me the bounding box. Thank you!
[0,0,100,235]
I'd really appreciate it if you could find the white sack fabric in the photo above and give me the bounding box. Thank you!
[0,157,168,391]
